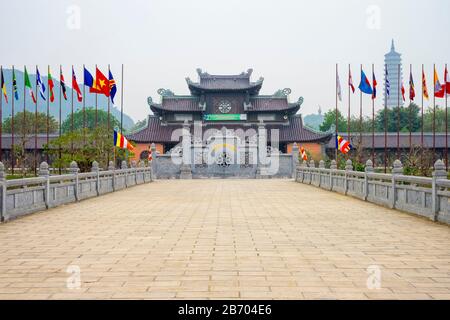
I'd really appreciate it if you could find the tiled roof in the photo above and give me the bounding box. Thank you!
[150,97,202,113]
[326,133,450,149]
[248,97,299,112]
[127,116,332,144]
[186,69,263,92]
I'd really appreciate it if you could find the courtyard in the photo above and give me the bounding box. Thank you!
[0,179,449,300]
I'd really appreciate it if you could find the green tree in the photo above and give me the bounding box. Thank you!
[423,106,450,132]
[61,107,120,133]
[319,109,347,132]
[2,111,58,134]
[375,103,421,132]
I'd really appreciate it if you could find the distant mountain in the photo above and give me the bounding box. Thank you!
[303,112,324,131]
[0,69,134,129]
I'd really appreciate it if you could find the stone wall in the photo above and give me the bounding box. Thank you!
[0,160,153,222]
[294,158,450,225]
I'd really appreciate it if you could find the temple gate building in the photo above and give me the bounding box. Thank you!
[128,69,332,176]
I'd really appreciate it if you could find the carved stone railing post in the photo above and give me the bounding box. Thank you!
[292,143,299,180]
[150,143,157,181]
[309,160,315,185]
[131,160,137,185]
[70,161,79,201]
[391,159,403,209]
[432,159,447,221]
[318,160,325,187]
[108,160,115,191]
[121,160,128,188]
[91,161,100,196]
[344,159,353,195]
[39,162,50,208]
[364,159,374,200]
[0,162,6,221]
[330,160,337,191]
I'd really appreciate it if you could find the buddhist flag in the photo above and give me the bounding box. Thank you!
[109,70,117,104]
[372,71,377,100]
[60,67,68,100]
[358,69,373,95]
[348,69,355,93]
[422,69,429,100]
[409,71,415,101]
[36,67,46,101]
[1,68,7,103]
[434,67,445,98]
[72,67,83,102]
[24,67,36,103]
[336,135,352,154]
[114,130,134,151]
[12,69,18,100]
[300,146,308,161]
[48,67,55,102]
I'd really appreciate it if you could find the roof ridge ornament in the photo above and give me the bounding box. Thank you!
[273,88,292,97]
[157,88,175,97]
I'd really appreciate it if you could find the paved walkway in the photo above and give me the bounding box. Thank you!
[0,179,450,300]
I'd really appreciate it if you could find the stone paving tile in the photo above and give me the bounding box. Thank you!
[0,179,449,300]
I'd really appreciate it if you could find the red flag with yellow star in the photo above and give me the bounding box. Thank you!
[89,67,110,97]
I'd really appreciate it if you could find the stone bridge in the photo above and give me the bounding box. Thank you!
[1,175,449,299]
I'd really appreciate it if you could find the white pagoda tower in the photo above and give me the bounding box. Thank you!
[384,40,403,108]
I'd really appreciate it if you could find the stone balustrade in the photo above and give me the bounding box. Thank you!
[295,159,450,225]
[0,161,153,222]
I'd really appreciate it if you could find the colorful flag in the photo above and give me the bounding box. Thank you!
[92,67,110,97]
[12,69,18,100]
[336,71,342,102]
[445,65,449,94]
[434,67,445,98]
[109,70,117,104]
[48,67,55,102]
[385,67,390,97]
[84,67,95,88]
[348,69,355,93]
[36,68,46,101]
[409,71,415,101]
[422,69,429,100]
[300,146,308,161]
[72,67,83,102]
[336,135,352,154]
[1,68,8,103]
[401,83,406,102]
[60,68,68,100]
[372,71,377,100]
[114,130,134,151]
[24,67,36,103]
[358,69,373,95]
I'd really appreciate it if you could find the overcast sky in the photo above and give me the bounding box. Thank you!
[1,0,449,122]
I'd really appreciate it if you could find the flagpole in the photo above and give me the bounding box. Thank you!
[359,64,362,164]
[335,63,338,161]
[34,66,38,176]
[384,64,388,173]
[421,64,424,171]
[71,65,74,158]
[95,64,98,127]
[107,64,111,165]
[409,64,412,156]
[433,64,436,162]
[83,64,86,143]
[11,65,15,175]
[46,65,50,164]
[445,63,448,170]
[397,63,400,160]
[372,63,375,166]
[22,67,26,178]
[348,64,351,142]
[120,64,124,134]
[59,65,62,175]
